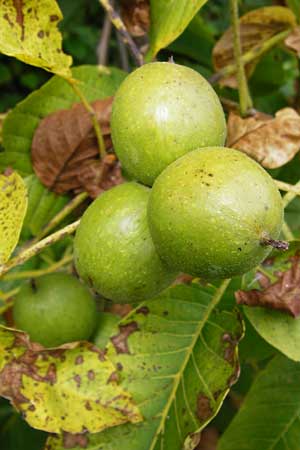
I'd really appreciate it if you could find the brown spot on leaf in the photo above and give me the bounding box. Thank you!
[236,254,300,317]
[87,370,95,381]
[107,371,119,384]
[73,374,81,388]
[50,14,59,22]
[37,30,44,38]
[63,432,88,449]
[196,394,213,422]
[85,401,92,411]
[13,0,25,40]
[116,362,123,371]
[222,333,239,366]
[136,306,149,315]
[75,355,84,365]
[111,322,139,354]
[106,303,132,317]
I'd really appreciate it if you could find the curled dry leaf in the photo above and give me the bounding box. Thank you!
[226,108,300,169]
[31,97,123,197]
[285,26,300,57]
[212,6,296,87]
[120,0,150,37]
[236,252,300,318]
[0,326,142,434]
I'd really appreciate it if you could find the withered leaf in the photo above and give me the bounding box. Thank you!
[236,254,300,318]
[120,0,150,37]
[197,427,219,450]
[31,97,123,196]
[285,26,300,56]
[226,108,300,169]
[0,326,142,433]
[76,154,123,199]
[212,6,296,87]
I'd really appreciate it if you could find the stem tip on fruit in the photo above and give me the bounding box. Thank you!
[260,237,289,251]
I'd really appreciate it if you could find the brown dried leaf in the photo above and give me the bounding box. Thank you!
[76,154,123,199]
[213,6,296,87]
[236,254,300,317]
[120,0,150,37]
[226,108,300,169]
[31,97,116,195]
[285,26,300,56]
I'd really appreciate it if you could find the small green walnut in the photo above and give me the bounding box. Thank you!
[148,147,284,279]
[111,62,226,185]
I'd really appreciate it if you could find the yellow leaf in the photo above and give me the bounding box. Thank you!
[0,326,142,434]
[0,0,72,77]
[213,6,297,87]
[0,169,27,265]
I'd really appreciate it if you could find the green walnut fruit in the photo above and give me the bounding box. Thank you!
[74,182,177,303]
[13,273,97,347]
[148,147,283,279]
[111,62,226,186]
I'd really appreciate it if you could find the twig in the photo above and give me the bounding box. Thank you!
[282,222,294,241]
[98,0,144,66]
[209,29,291,86]
[97,12,112,65]
[282,180,300,209]
[0,221,80,278]
[230,0,253,116]
[116,29,130,72]
[31,192,88,243]
[1,255,73,282]
[67,79,107,159]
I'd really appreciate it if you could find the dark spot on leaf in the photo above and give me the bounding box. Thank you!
[163,311,169,316]
[28,404,36,411]
[87,370,95,381]
[107,371,119,383]
[75,355,84,365]
[196,394,213,422]
[63,432,88,449]
[73,374,81,388]
[110,322,139,354]
[37,30,44,38]
[116,362,123,371]
[136,306,149,315]
[85,401,92,411]
[50,14,59,22]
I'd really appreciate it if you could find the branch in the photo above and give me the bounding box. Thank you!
[98,0,144,66]
[1,254,73,282]
[230,0,253,116]
[97,12,112,65]
[31,192,88,243]
[0,221,80,278]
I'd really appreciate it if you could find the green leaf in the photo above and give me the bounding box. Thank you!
[218,354,300,450]
[146,0,209,60]
[0,0,72,77]
[238,241,300,361]
[46,283,243,450]
[287,0,300,22]
[0,326,142,434]
[21,175,69,238]
[0,170,27,264]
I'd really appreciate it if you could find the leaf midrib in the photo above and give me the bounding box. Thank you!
[149,279,231,450]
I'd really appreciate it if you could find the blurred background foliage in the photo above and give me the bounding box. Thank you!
[0,1,300,449]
